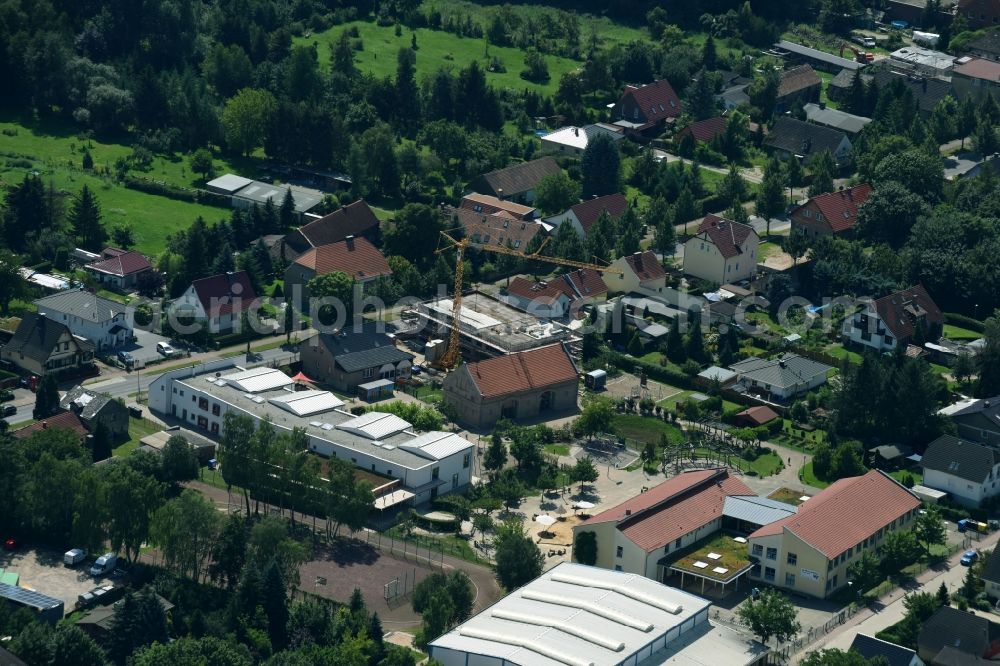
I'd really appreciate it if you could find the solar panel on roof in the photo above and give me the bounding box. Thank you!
[0,582,63,610]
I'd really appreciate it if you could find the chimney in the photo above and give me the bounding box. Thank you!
[625,509,632,516]
[574,127,579,137]
[41,421,48,429]
[345,234,355,250]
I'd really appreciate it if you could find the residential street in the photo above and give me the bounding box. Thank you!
[791,528,1000,663]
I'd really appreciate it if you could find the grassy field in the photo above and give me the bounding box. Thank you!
[767,487,810,506]
[748,451,784,477]
[301,21,581,96]
[943,324,981,341]
[824,343,863,364]
[544,443,571,456]
[798,461,830,489]
[611,414,685,447]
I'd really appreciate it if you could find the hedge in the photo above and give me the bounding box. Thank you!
[944,312,985,334]
[604,350,694,390]
[123,176,231,209]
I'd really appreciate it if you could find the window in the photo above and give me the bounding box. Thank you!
[503,220,509,228]
[212,404,220,416]
[787,553,797,566]
[766,547,777,561]
[752,544,763,557]
[387,469,392,476]
[432,467,440,480]
[764,567,776,582]
[198,397,209,411]
[615,565,623,571]
[616,546,624,558]
[816,213,824,222]
[463,453,471,469]
[675,538,682,548]
[362,368,374,379]
[785,573,796,587]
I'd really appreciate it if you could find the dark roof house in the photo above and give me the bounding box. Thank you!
[0,313,95,377]
[299,323,415,393]
[186,271,258,320]
[281,200,381,260]
[848,633,922,666]
[871,67,953,116]
[471,157,562,203]
[763,117,852,165]
[59,386,129,437]
[569,193,628,235]
[917,606,993,663]
[677,117,728,144]
[967,29,1000,60]
[698,215,757,260]
[873,284,943,343]
[12,411,90,442]
[776,64,823,109]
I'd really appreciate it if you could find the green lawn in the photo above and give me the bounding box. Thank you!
[889,469,922,486]
[748,451,784,477]
[113,416,162,457]
[767,487,809,506]
[943,324,981,341]
[670,532,750,581]
[300,21,581,96]
[544,443,571,456]
[611,414,685,447]
[0,161,231,256]
[757,241,780,260]
[798,461,830,489]
[824,343,863,364]
[658,390,694,409]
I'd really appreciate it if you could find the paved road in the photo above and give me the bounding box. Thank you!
[791,529,1000,663]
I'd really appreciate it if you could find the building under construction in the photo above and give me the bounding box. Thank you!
[413,291,577,362]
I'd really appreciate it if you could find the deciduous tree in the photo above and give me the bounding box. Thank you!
[737,588,801,645]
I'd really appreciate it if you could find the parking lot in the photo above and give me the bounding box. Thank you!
[120,328,174,365]
[0,547,107,613]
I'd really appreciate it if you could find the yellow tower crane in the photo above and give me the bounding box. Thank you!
[432,230,624,369]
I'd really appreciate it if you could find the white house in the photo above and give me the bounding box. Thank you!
[921,435,1000,507]
[34,291,132,350]
[539,123,624,156]
[604,251,667,296]
[683,215,759,285]
[842,284,944,353]
[729,353,833,402]
[169,271,259,334]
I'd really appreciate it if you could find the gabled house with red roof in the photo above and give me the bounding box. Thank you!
[169,271,259,333]
[610,80,682,134]
[791,184,873,238]
[11,411,90,443]
[84,248,152,291]
[542,193,628,239]
[572,469,796,582]
[442,343,579,428]
[676,117,728,145]
[748,470,921,598]
[447,206,543,252]
[502,269,609,319]
[842,284,944,352]
[283,235,392,309]
[279,199,381,263]
[683,215,759,284]
[605,251,668,296]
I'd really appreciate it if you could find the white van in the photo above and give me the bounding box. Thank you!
[63,548,87,566]
[90,552,118,577]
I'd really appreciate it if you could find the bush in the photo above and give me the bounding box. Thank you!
[944,312,985,333]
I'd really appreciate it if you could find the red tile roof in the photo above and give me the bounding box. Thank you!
[623,251,666,283]
[87,249,151,277]
[795,183,873,233]
[464,344,578,399]
[191,271,258,318]
[12,410,89,440]
[294,236,392,281]
[736,406,780,426]
[460,194,536,220]
[749,470,920,558]
[617,80,683,123]
[583,469,755,553]
[505,269,609,307]
[570,194,628,235]
[872,283,944,343]
[678,117,728,143]
[448,207,543,250]
[697,215,757,259]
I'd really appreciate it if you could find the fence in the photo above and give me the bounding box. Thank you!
[358,527,449,571]
[758,604,861,664]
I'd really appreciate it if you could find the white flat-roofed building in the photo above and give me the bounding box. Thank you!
[428,561,768,666]
[149,360,475,505]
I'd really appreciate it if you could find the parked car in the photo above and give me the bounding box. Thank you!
[156,342,175,356]
[64,548,87,566]
[117,351,134,366]
[961,549,979,566]
[2,405,16,417]
[76,585,115,610]
[90,552,118,577]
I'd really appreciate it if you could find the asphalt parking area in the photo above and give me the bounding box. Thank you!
[0,547,105,613]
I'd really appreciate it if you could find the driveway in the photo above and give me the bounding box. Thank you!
[121,328,174,365]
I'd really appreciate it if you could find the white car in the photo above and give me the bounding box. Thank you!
[156,342,175,356]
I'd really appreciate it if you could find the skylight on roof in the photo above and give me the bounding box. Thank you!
[337,412,411,439]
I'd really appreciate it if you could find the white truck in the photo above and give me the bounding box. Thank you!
[63,548,87,566]
[89,552,118,577]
